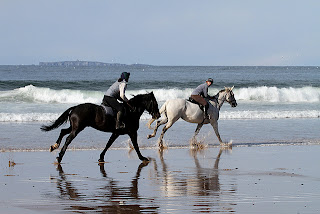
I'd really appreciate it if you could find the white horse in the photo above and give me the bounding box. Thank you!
[147,86,237,147]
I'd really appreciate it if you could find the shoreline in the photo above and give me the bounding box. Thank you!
[1,145,320,213]
[1,118,320,152]
[1,139,320,153]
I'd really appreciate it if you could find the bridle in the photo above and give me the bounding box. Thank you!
[225,90,237,107]
[145,95,159,118]
[215,89,237,109]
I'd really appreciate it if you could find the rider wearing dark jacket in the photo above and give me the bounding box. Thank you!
[102,72,130,129]
[190,78,213,119]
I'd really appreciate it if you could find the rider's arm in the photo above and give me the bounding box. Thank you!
[203,84,209,98]
[119,82,135,111]
[119,82,129,102]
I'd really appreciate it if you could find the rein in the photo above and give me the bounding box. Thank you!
[128,93,157,116]
[213,89,235,110]
[212,90,225,110]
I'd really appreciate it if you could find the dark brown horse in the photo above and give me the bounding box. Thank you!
[41,92,160,163]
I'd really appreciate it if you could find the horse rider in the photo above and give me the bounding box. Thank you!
[102,72,131,129]
[190,78,214,119]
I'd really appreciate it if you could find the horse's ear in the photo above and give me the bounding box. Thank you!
[231,86,234,91]
[224,86,228,91]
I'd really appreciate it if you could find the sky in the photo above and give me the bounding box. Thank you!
[1,0,319,66]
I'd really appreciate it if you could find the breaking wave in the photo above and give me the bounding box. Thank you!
[0,113,61,122]
[0,112,151,122]
[236,86,320,103]
[0,85,319,122]
[1,85,319,104]
[0,85,100,104]
[1,110,319,122]
[220,110,320,119]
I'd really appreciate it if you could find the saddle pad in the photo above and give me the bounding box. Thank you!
[187,98,204,111]
[100,105,115,117]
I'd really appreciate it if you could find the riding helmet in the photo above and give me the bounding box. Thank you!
[121,72,130,81]
[207,78,213,83]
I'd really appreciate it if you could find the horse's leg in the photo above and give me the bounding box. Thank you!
[158,117,179,148]
[210,120,223,144]
[56,130,79,163]
[56,116,83,163]
[129,132,148,161]
[190,123,204,146]
[50,127,71,152]
[99,133,119,162]
[193,123,203,138]
[147,117,168,139]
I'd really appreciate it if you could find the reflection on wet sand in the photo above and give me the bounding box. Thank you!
[56,164,82,200]
[54,162,159,213]
[50,147,236,213]
[150,148,236,212]
[98,162,148,201]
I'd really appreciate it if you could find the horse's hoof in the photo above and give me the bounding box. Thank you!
[50,143,59,152]
[220,142,232,148]
[158,142,167,149]
[56,157,62,164]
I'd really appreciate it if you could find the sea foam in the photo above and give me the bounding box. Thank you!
[1,110,319,122]
[1,85,319,104]
[236,86,320,103]
[220,110,320,119]
[1,85,101,104]
[0,113,61,122]
[132,86,320,103]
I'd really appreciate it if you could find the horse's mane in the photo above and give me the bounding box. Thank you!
[128,93,149,106]
[215,89,225,97]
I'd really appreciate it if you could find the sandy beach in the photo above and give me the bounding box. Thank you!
[1,0,320,212]
[1,144,320,213]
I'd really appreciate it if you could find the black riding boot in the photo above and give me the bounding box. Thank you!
[204,103,209,119]
[116,111,125,129]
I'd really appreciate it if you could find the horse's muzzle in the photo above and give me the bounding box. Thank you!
[231,102,237,107]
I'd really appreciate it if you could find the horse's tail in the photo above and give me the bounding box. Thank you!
[159,100,168,115]
[147,100,168,129]
[40,106,76,132]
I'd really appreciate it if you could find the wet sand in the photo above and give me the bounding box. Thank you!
[1,118,320,151]
[1,145,320,213]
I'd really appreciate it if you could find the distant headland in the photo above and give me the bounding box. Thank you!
[39,60,151,67]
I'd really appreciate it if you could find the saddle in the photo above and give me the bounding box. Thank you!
[100,104,116,117]
[100,102,129,118]
[187,97,204,111]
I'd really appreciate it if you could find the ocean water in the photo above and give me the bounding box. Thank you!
[0,65,319,151]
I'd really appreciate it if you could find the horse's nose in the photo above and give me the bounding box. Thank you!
[154,112,161,119]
